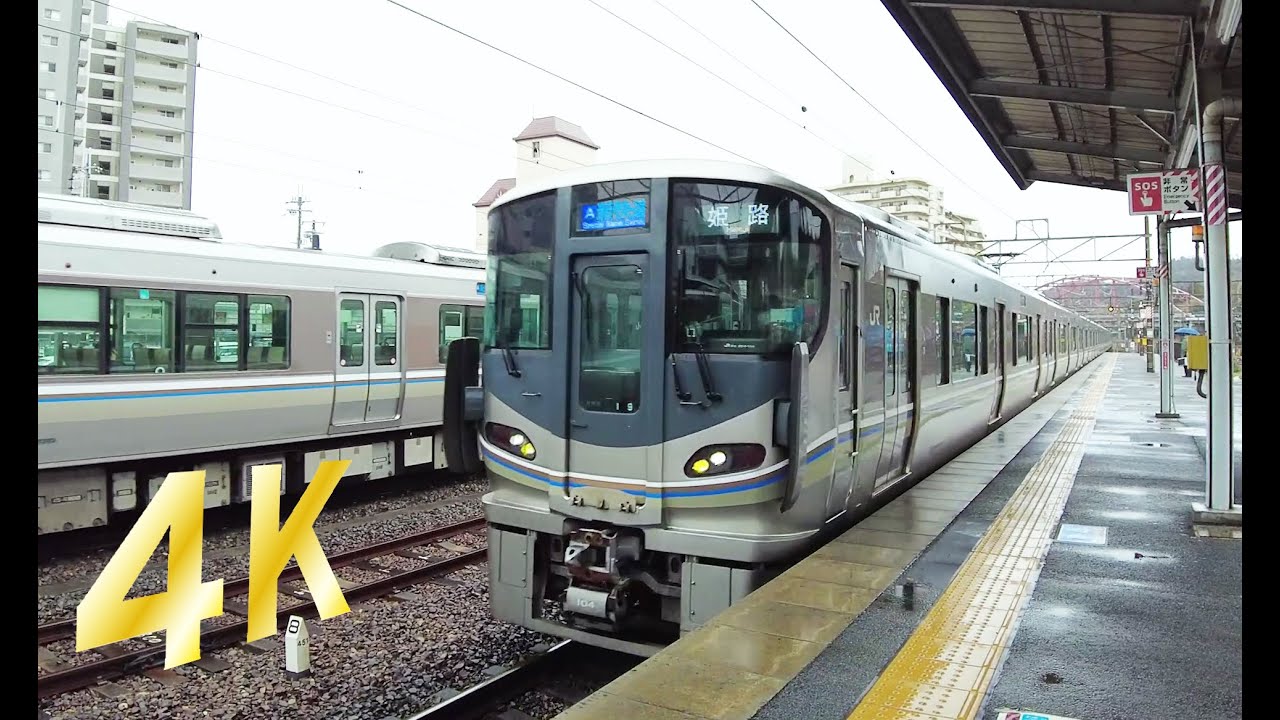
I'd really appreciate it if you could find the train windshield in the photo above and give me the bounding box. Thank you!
[670,181,826,355]
[485,192,555,350]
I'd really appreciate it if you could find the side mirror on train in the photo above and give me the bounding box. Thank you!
[442,337,483,475]
[780,341,810,513]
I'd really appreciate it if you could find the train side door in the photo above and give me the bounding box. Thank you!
[332,293,372,426]
[826,263,859,520]
[989,302,1006,425]
[365,295,404,422]
[876,275,916,487]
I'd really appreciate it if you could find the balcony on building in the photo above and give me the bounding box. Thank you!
[132,56,187,84]
[84,106,121,134]
[133,32,190,61]
[129,154,184,183]
[130,129,184,155]
[129,185,184,208]
[131,83,187,108]
[130,105,183,132]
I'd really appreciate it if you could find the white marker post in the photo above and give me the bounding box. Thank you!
[284,615,312,679]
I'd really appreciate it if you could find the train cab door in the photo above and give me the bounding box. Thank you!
[564,253,660,511]
[331,292,405,428]
[826,263,859,520]
[989,302,1007,425]
[875,275,917,488]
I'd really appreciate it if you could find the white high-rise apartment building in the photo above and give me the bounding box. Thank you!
[38,0,198,209]
[828,157,986,255]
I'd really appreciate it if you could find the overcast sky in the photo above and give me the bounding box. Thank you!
[103,0,1241,291]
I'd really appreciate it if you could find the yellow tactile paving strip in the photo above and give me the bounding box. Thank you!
[553,358,1112,720]
[848,354,1115,720]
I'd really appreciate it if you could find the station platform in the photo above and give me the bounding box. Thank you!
[553,352,1242,720]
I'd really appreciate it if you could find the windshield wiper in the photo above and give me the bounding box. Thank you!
[501,345,521,377]
[690,342,722,405]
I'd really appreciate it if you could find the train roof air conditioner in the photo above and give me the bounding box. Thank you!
[37,193,222,240]
[372,242,487,269]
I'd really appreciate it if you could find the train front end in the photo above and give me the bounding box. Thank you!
[443,163,836,655]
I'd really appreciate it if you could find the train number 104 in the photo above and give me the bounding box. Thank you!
[75,461,354,670]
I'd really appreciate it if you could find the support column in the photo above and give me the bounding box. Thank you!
[1152,215,1162,371]
[1156,219,1179,418]
[1195,93,1240,518]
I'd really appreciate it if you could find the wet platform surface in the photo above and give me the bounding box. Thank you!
[553,352,1241,720]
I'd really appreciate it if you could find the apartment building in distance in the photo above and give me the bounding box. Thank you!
[472,116,599,252]
[38,0,198,209]
[828,157,986,255]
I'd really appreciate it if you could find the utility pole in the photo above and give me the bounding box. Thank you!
[285,193,310,249]
[1144,216,1154,373]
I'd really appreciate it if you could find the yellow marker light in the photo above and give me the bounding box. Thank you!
[509,434,525,447]
[520,442,536,457]
[709,451,728,466]
[691,459,711,474]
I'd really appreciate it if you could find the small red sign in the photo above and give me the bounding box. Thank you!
[1136,267,1147,279]
[1128,173,1164,215]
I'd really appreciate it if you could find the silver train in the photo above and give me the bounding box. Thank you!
[441,160,1110,655]
[38,194,486,535]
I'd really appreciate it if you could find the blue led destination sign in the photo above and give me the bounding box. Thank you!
[578,197,648,232]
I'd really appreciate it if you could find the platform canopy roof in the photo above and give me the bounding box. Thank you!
[879,0,1241,210]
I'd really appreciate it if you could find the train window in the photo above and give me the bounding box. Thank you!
[901,289,913,395]
[487,192,554,350]
[109,288,176,374]
[578,264,644,414]
[838,280,850,390]
[885,287,896,396]
[1059,325,1067,355]
[374,301,398,366]
[439,304,485,362]
[669,181,827,355]
[951,300,977,379]
[38,284,103,375]
[339,298,365,366]
[184,293,240,371]
[1017,315,1033,364]
[935,297,950,385]
[570,179,651,237]
[1010,313,1018,367]
[979,306,990,375]
[247,295,290,370]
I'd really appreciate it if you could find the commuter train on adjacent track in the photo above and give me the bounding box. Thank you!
[440,159,1110,655]
[38,193,486,535]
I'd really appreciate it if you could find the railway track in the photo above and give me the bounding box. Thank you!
[37,516,488,701]
[406,641,639,720]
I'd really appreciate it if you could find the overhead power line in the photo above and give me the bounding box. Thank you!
[380,0,777,170]
[748,0,1022,223]
[38,21,588,173]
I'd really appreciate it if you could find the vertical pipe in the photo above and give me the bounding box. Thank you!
[1144,217,1154,373]
[1157,219,1178,417]
[1201,95,1240,511]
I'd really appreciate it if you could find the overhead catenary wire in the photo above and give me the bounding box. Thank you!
[40,125,432,207]
[37,21,588,174]
[380,0,779,171]
[748,0,1024,224]
[582,0,875,175]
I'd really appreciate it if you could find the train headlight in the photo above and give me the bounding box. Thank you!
[485,423,537,461]
[683,444,766,478]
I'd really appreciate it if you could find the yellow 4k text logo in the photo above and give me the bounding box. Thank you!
[75,460,352,669]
